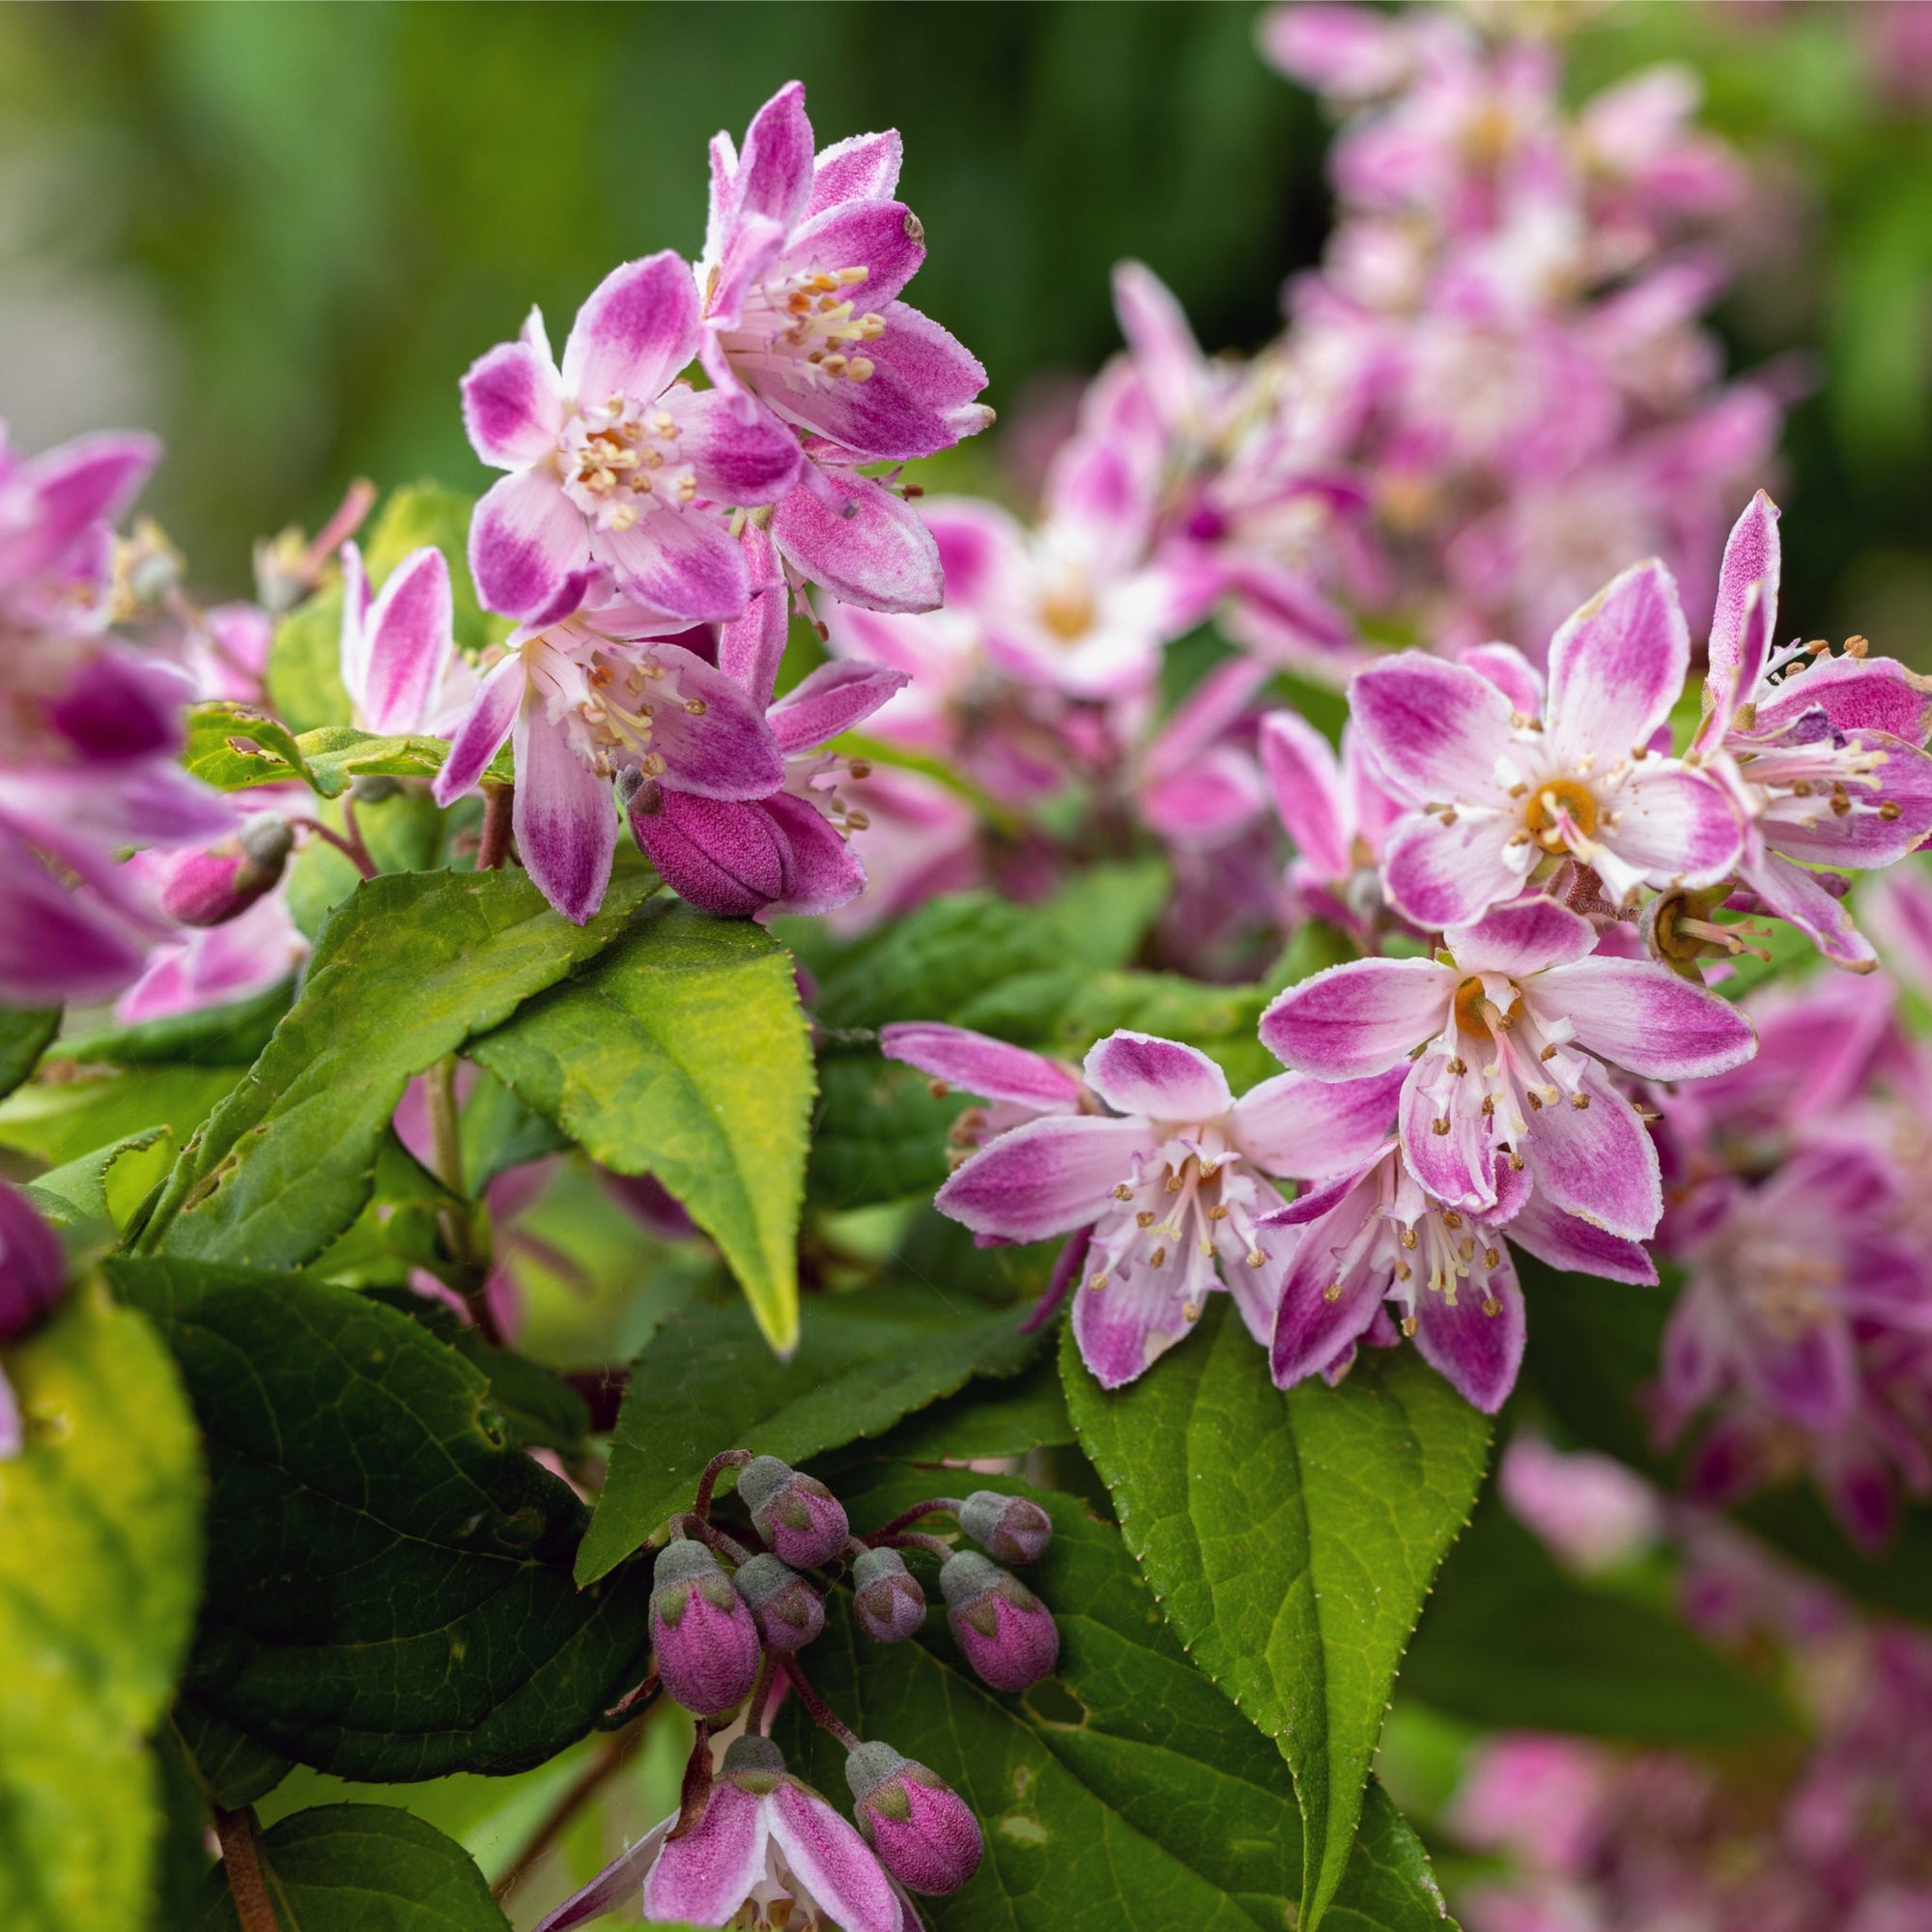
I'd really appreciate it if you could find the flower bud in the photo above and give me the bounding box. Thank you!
[940,1551,1060,1693]
[649,1538,761,1717]
[852,1547,927,1643]
[732,1551,825,1653]
[959,1490,1052,1566]
[0,1181,65,1342]
[738,1455,850,1569]
[845,1741,983,1895]
[158,814,293,928]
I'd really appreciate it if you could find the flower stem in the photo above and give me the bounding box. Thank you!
[491,1719,645,1904]
[425,1055,502,1346]
[668,1719,715,1842]
[866,1498,966,1541]
[746,1650,782,1738]
[213,1804,279,1932]
[691,1448,753,1522]
[478,782,514,870]
[675,1513,755,1565]
[294,816,378,880]
[781,1655,860,1750]
[866,1529,954,1558]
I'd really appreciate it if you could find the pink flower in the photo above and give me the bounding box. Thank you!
[1692,492,1932,972]
[338,541,469,734]
[114,890,306,1025]
[531,1736,910,1932]
[432,586,781,923]
[932,1028,1403,1387]
[629,527,908,919]
[880,1021,1091,1155]
[1351,560,1742,930]
[699,81,990,614]
[1261,895,1755,1236]
[461,254,801,623]
[1259,709,1404,936]
[0,1179,67,1457]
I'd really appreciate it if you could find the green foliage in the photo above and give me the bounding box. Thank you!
[579,1291,1041,1584]
[25,1127,176,1251]
[195,1804,508,1931]
[781,1467,1455,1932]
[0,1004,58,1096]
[867,1355,1076,1465]
[1064,1305,1491,1932]
[60,979,297,1068]
[364,481,500,659]
[0,1291,203,1932]
[137,868,650,1269]
[185,700,467,798]
[1402,1498,1794,1742]
[471,902,814,1355]
[112,1258,652,1781]
[0,1063,243,1170]
[268,587,352,735]
[807,1053,959,1211]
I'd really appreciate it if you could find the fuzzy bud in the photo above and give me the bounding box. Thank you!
[845,1741,983,1895]
[852,1547,927,1642]
[959,1490,1052,1566]
[649,1538,761,1717]
[732,1551,825,1653]
[940,1551,1060,1692]
[737,1455,850,1569]
[0,1181,65,1343]
[157,814,293,928]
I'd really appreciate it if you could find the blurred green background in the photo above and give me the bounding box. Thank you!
[0,0,1925,644]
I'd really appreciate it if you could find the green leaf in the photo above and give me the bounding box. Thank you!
[0,1003,59,1097]
[808,1052,959,1210]
[364,481,500,661]
[25,1126,176,1250]
[867,1355,1076,1465]
[0,1064,242,1169]
[59,978,297,1068]
[1064,1303,1490,1932]
[0,1290,203,1932]
[1402,1498,1794,1742]
[171,1700,294,1810]
[470,902,813,1355]
[781,1468,1455,1932]
[1048,970,1277,1094]
[195,1804,509,1931]
[185,700,323,792]
[136,869,650,1269]
[267,587,352,735]
[578,1291,1040,1585]
[111,1258,652,1781]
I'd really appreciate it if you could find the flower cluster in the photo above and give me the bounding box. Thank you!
[537,1453,1056,1931]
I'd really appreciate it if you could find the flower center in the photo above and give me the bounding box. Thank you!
[724,264,886,388]
[561,398,695,530]
[1037,582,1096,643]
[1453,975,1522,1040]
[1522,777,1599,853]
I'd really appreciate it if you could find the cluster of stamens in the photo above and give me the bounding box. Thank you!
[562,397,696,531]
[729,265,887,385]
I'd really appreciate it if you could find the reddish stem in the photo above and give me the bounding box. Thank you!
[866,1529,954,1559]
[213,1805,279,1932]
[294,817,378,880]
[691,1448,753,1522]
[866,1498,966,1541]
[781,1655,859,1750]
[478,782,514,870]
[668,1719,715,1842]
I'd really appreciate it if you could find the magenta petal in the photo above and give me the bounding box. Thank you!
[512,710,617,924]
[0,838,148,1006]
[0,430,159,581]
[1111,260,1205,430]
[736,81,816,231]
[461,337,563,469]
[597,504,752,624]
[1260,956,1452,1080]
[761,790,867,915]
[1702,491,1780,744]
[1449,896,1599,978]
[469,468,591,621]
[809,128,904,212]
[1606,762,1742,886]
[1460,642,1544,717]
[433,656,523,805]
[1349,653,1516,806]
[561,251,699,409]
[1270,1176,1386,1387]
[1071,1263,1199,1389]
[706,214,789,335]
[1232,1065,1405,1179]
[769,660,911,755]
[529,1819,674,1932]
[865,303,990,437]
[1083,1031,1232,1121]
[768,1781,902,1932]
[1768,734,1932,868]
[771,469,942,614]
[1410,1256,1525,1412]
[1502,1190,1657,1285]
[1741,849,1873,971]
[766,355,952,464]
[1379,809,1521,930]
[1547,559,1690,766]
[936,1115,1157,1243]
[717,524,788,708]
[1523,1072,1662,1241]
[635,791,789,917]
[1399,1065,1495,1215]
[643,1783,767,1927]
[1260,711,1350,877]
[1743,1311,1857,1435]
[672,387,803,506]
[356,546,453,734]
[787,198,926,309]
[644,643,785,797]
[1751,654,1932,746]
[881,1023,1085,1111]
[1539,955,1757,1079]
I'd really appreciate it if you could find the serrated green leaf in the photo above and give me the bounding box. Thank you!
[171,1700,294,1810]
[470,902,812,1355]
[0,1064,242,1169]
[866,1355,1075,1465]
[185,700,322,792]
[578,1292,1040,1585]
[60,979,296,1068]
[195,1804,508,1931]
[137,869,650,1269]
[0,1290,203,1932]
[1403,1497,1793,1741]
[111,1258,652,1781]
[781,1468,1455,1932]
[1064,1304,1490,1932]
[0,1004,59,1096]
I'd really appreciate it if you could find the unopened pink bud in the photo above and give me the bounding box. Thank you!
[732,1551,825,1652]
[852,1547,927,1643]
[649,1538,761,1717]
[738,1456,850,1569]
[959,1490,1052,1566]
[846,1741,983,1895]
[940,1551,1059,1692]
[158,814,292,928]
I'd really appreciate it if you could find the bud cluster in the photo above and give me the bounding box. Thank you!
[628,1456,1062,1911]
